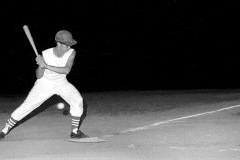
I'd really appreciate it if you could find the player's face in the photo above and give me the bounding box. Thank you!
[60,43,70,51]
[57,42,70,52]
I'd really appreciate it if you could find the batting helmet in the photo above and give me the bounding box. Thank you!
[55,30,77,46]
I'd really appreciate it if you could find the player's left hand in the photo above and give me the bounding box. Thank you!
[36,55,46,68]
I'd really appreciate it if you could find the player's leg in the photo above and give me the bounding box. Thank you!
[0,117,17,140]
[56,82,88,138]
[0,80,54,140]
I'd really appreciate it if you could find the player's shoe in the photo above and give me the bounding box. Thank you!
[70,130,89,138]
[0,132,6,141]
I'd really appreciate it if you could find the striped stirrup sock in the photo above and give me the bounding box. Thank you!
[71,117,80,134]
[2,117,17,134]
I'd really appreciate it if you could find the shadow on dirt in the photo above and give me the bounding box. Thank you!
[0,110,7,113]
[9,95,88,133]
[232,112,240,117]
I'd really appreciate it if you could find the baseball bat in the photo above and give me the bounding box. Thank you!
[23,25,39,56]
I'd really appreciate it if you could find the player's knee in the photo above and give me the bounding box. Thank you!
[77,96,83,108]
[73,94,83,107]
[70,96,84,117]
[70,107,83,117]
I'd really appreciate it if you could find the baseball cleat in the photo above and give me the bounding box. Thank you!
[70,130,89,138]
[0,132,6,141]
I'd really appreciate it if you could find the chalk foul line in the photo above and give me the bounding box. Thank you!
[106,104,240,137]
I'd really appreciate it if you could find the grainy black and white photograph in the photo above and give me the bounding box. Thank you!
[0,0,240,159]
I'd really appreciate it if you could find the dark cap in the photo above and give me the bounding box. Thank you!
[55,30,77,46]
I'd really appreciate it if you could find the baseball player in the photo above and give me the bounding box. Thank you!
[0,30,88,140]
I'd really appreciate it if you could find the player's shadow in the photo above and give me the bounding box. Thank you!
[11,95,88,131]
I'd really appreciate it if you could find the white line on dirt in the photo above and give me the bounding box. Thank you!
[110,104,240,136]
[219,148,240,152]
[169,146,186,150]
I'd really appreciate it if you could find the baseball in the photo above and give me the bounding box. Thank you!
[57,103,65,109]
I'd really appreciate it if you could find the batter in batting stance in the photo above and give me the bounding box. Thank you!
[0,30,88,140]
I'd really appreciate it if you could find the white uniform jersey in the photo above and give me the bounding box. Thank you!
[42,48,73,82]
[11,47,83,121]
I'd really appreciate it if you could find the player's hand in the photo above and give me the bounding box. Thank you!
[36,55,43,64]
[39,63,46,69]
[36,55,46,68]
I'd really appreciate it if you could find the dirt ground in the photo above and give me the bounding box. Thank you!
[0,89,240,160]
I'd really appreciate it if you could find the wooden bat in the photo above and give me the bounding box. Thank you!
[23,25,39,56]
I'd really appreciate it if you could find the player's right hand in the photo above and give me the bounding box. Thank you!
[36,55,46,68]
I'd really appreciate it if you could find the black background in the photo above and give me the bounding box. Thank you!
[1,0,240,95]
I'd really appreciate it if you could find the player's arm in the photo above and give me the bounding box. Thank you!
[36,66,45,79]
[45,50,76,74]
[35,55,45,79]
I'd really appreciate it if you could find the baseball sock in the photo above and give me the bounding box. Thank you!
[71,117,80,134]
[2,117,17,134]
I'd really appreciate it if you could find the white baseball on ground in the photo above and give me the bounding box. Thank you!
[57,103,65,109]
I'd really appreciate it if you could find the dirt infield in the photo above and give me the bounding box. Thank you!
[0,90,240,160]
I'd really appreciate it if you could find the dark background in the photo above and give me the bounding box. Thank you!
[1,0,240,95]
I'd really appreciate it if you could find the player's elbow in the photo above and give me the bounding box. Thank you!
[36,67,44,79]
[36,71,44,79]
[65,66,71,74]
[36,74,43,79]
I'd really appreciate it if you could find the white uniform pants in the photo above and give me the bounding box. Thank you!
[11,78,83,121]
